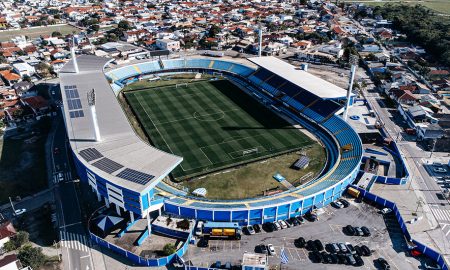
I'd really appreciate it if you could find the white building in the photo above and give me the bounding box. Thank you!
[155,39,180,51]
[12,62,35,78]
[241,253,268,270]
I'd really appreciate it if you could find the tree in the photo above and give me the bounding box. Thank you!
[162,243,176,256]
[118,20,131,30]
[176,219,190,230]
[14,231,29,248]
[51,31,61,37]
[18,245,46,269]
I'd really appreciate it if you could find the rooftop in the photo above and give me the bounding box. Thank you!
[248,56,349,99]
[59,55,182,195]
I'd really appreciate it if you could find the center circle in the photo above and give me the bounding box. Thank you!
[193,109,225,122]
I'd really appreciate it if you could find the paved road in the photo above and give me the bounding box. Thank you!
[362,84,450,249]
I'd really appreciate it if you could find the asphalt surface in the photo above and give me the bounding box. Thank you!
[361,77,450,250]
[48,83,95,270]
[185,200,425,269]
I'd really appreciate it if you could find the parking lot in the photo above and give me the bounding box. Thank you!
[184,197,429,269]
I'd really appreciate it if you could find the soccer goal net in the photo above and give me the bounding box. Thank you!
[229,147,259,158]
[176,83,188,88]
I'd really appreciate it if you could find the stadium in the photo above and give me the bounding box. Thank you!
[59,55,362,266]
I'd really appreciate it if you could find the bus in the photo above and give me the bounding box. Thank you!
[201,221,241,239]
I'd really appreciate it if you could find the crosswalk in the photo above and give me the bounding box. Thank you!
[430,207,450,222]
[60,231,91,252]
[53,171,71,184]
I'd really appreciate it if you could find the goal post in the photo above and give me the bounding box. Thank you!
[228,147,260,159]
[176,83,188,88]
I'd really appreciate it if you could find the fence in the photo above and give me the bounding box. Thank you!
[88,208,193,267]
[351,185,448,270]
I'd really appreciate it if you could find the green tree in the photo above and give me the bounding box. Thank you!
[18,245,46,269]
[162,243,176,255]
[51,31,61,37]
[118,20,131,30]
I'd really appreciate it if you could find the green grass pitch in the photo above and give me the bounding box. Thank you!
[124,79,314,180]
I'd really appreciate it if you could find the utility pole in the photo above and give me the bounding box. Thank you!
[429,138,436,158]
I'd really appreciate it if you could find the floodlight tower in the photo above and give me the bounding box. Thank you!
[343,54,358,121]
[87,89,101,142]
[258,23,263,57]
[71,36,79,73]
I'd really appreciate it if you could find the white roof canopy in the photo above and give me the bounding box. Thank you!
[248,56,350,99]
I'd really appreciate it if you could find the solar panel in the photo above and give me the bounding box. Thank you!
[69,110,84,118]
[116,168,154,185]
[79,148,103,162]
[92,158,124,174]
[293,156,310,169]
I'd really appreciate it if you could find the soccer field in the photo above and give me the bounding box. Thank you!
[125,79,315,180]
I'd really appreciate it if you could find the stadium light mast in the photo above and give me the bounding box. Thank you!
[258,23,263,57]
[71,36,79,73]
[88,89,101,142]
[343,54,358,121]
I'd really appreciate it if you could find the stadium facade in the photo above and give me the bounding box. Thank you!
[59,55,362,266]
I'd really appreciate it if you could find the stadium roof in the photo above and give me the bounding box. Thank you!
[59,55,182,194]
[247,56,349,99]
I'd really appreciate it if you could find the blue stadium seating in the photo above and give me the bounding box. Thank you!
[163,59,185,69]
[186,59,211,68]
[137,61,161,73]
[212,60,233,71]
[230,64,254,76]
[309,100,342,118]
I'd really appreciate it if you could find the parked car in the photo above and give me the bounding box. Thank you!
[346,254,356,265]
[355,227,364,236]
[279,220,288,229]
[381,208,392,215]
[339,199,350,208]
[247,225,255,235]
[253,224,261,233]
[296,216,305,224]
[329,253,339,264]
[290,217,299,226]
[354,255,364,266]
[309,251,322,263]
[361,226,371,236]
[307,240,317,251]
[345,225,356,236]
[314,239,324,251]
[354,245,363,256]
[259,244,268,254]
[338,243,347,253]
[214,261,221,268]
[295,237,306,248]
[332,201,344,208]
[273,221,281,231]
[284,219,293,227]
[267,244,276,255]
[224,262,232,269]
[322,251,332,264]
[376,257,391,270]
[262,222,274,232]
[361,245,371,256]
[337,254,346,264]
[346,244,357,255]
[198,237,209,247]
[305,212,317,222]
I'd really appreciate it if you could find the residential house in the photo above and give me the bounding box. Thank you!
[155,39,180,51]
[21,95,49,116]
[0,221,16,250]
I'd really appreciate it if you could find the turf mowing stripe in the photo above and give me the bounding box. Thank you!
[125,79,315,179]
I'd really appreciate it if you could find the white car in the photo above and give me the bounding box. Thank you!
[267,244,276,255]
[381,208,392,215]
[14,209,26,216]
[332,201,344,209]
[247,225,255,235]
[273,221,281,230]
[278,220,288,229]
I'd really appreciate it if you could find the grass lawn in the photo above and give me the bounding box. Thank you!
[182,144,326,200]
[342,0,450,14]
[0,24,80,42]
[0,119,50,203]
[125,79,316,180]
